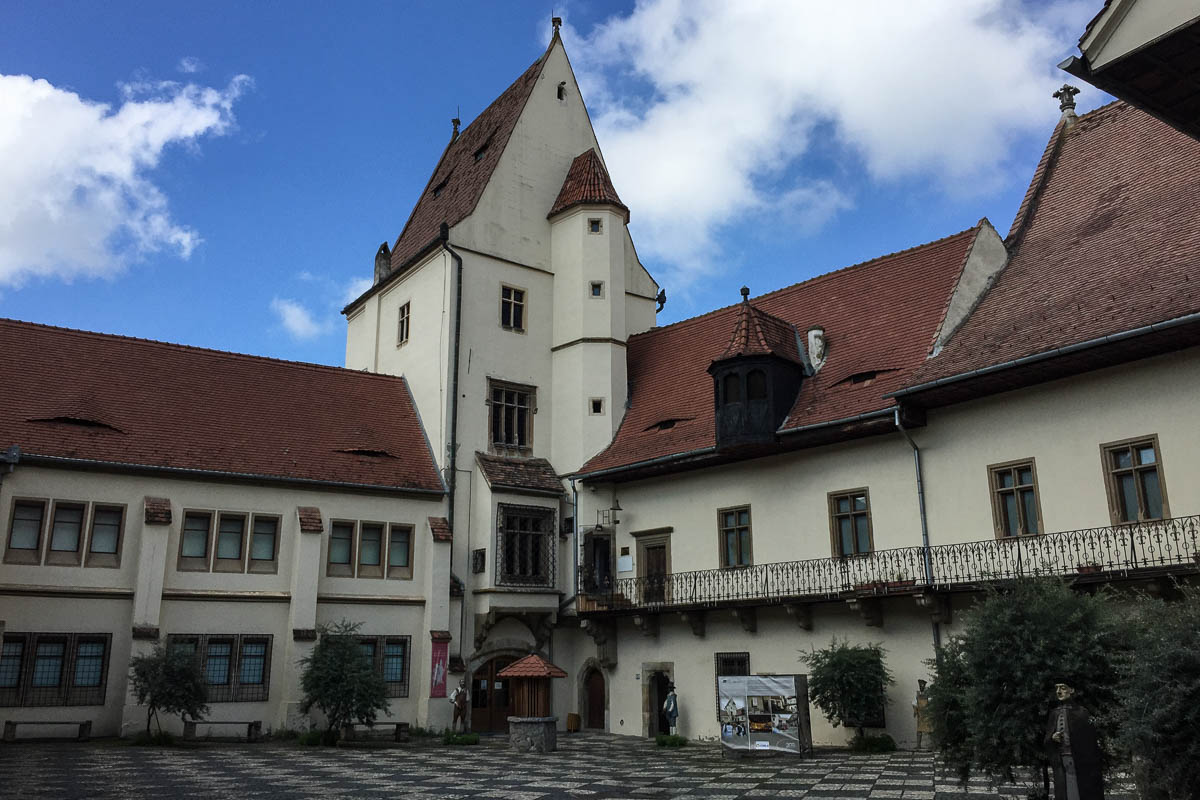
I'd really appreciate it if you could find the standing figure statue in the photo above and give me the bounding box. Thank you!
[912,679,933,750]
[449,678,470,733]
[662,683,679,736]
[1044,682,1104,800]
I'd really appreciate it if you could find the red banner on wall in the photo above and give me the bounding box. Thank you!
[430,639,449,697]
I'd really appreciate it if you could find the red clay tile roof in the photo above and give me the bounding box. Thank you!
[144,497,172,525]
[905,102,1200,389]
[548,148,629,221]
[430,630,452,642]
[475,452,564,495]
[297,506,324,533]
[1,319,445,493]
[384,44,551,278]
[428,516,452,542]
[714,295,803,366]
[496,653,567,679]
[578,226,981,476]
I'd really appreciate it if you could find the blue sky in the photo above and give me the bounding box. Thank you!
[0,1,1106,366]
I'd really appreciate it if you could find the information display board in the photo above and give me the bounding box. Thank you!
[717,674,812,754]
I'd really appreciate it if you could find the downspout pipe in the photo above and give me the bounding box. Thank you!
[894,410,941,651]
[440,222,464,588]
[560,478,579,611]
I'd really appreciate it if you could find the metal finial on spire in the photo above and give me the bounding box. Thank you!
[552,16,562,34]
[740,286,750,302]
[451,116,461,139]
[1053,84,1080,114]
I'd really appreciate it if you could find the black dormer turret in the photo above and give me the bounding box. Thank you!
[707,287,805,449]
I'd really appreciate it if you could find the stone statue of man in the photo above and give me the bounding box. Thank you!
[912,679,932,750]
[449,678,469,733]
[1044,682,1104,800]
[663,683,679,735]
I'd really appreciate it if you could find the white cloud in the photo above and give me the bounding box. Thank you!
[342,276,372,305]
[271,297,331,340]
[177,56,204,74]
[0,72,251,287]
[563,0,1098,285]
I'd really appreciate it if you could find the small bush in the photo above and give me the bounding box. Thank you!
[407,725,444,738]
[849,732,896,753]
[655,734,688,747]
[442,732,479,746]
[132,730,175,746]
[298,730,324,746]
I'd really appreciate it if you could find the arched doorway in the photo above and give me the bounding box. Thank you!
[471,656,514,733]
[584,668,605,729]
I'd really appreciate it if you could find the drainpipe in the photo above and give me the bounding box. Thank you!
[560,478,579,610]
[894,409,940,650]
[440,222,464,591]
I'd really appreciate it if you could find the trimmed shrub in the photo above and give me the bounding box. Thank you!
[655,734,688,747]
[442,731,480,745]
[801,638,894,740]
[849,732,896,753]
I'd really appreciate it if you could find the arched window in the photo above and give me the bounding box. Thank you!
[723,373,742,404]
[747,370,767,401]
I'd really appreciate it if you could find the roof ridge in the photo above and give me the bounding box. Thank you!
[0,317,409,383]
[630,225,980,341]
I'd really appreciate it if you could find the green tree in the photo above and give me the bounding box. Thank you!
[299,620,389,743]
[1114,587,1200,800]
[801,638,894,740]
[927,579,1123,787]
[128,643,209,735]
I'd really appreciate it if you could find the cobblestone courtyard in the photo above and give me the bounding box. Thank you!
[0,733,1134,799]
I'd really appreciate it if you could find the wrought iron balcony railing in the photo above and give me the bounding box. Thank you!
[576,515,1200,614]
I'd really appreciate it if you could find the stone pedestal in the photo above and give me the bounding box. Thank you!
[508,716,557,753]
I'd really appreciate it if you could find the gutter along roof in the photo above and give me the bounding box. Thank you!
[0,319,446,494]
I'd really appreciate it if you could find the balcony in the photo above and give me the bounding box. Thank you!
[577,515,1200,616]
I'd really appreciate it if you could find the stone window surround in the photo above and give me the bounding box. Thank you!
[717,505,753,568]
[167,633,273,703]
[326,518,415,580]
[177,508,281,575]
[356,634,412,698]
[987,457,1044,538]
[1100,433,1170,525]
[828,488,874,558]
[0,632,112,708]
[3,497,126,569]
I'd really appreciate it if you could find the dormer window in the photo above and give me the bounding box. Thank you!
[747,370,767,400]
[474,144,488,162]
[722,374,741,404]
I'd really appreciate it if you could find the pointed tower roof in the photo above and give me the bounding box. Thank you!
[713,288,803,366]
[548,147,630,222]
[385,43,554,276]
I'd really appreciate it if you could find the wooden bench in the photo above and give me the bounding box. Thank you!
[182,720,262,742]
[3,720,92,742]
[341,721,409,742]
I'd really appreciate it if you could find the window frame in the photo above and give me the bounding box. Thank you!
[396,301,411,347]
[714,651,750,714]
[589,280,605,298]
[44,500,87,566]
[5,497,48,565]
[357,521,386,579]
[357,635,412,698]
[387,523,414,580]
[987,458,1044,538]
[587,218,603,234]
[85,503,125,568]
[178,509,214,572]
[327,519,357,577]
[487,378,536,456]
[212,512,248,573]
[496,503,556,588]
[247,514,280,574]
[717,505,753,568]
[828,488,874,557]
[588,397,605,416]
[1100,434,1170,525]
[499,284,527,333]
[169,633,272,704]
[0,632,111,707]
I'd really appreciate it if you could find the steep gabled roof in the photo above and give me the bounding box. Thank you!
[903,101,1200,394]
[0,319,445,494]
[577,225,981,477]
[548,148,629,221]
[385,43,552,277]
[713,294,803,366]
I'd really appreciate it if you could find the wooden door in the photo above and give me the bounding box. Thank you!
[642,543,667,603]
[470,657,514,732]
[649,671,671,736]
[585,669,605,729]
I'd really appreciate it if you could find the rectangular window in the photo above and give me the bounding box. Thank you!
[237,639,268,699]
[497,504,555,587]
[213,513,246,571]
[830,490,873,557]
[489,380,534,454]
[1103,436,1169,523]
[205,641,232,686]
[0,633,111,707]
[359,522,384,578]
[248,515,279,573]
[588,218,602,234]
[179,511,213,570]
[989,460,1042,537]
[46,502,85,565]
[718,506,752,567]
[500,285,526,332]
[397,302,410,346]
[328,520,355,576]
[86,505,124,567]
[388,524,413,579]
[6,499,46,564]
[589,280,604,298]
[382,638,410,697]
[169,634,271,704]
[714,651,751,713]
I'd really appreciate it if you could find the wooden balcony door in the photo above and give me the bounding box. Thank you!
[638,534,670,604]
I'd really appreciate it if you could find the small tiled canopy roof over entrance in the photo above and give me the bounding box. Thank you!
[0,319,445,493]
[497,654,568,679]
[476,452,564,496]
